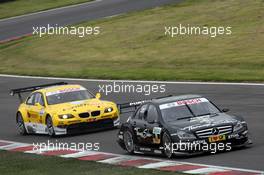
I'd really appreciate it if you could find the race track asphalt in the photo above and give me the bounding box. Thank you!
[0,75,263,171]
[0,0,181,41]
[1,0,263,171]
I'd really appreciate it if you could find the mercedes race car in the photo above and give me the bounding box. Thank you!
[10,82,120,136]
[117,95,252,158]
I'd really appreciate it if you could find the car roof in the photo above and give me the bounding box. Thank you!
[152,94,203,105]
[35,84,85,94]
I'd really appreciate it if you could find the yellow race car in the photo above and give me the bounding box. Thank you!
[10,82,120,136]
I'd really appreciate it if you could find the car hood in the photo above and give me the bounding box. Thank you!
[47,99,115,114]
[167,113,238,132]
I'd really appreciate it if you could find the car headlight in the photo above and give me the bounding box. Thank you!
[104,107,113,113]
[58,114,74,119]
[234,121,245,132]
[172,130,196,140]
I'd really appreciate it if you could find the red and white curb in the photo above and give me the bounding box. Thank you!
[0,33,32,44]
[0,139,263,175]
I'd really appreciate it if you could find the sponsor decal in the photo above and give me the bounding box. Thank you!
[139,147,152,152]
[152,127,162,144]
[159,98,209,110]
[129,100,150,106]
[192,140,207,144]
[153,127,162,135]
[64,102,104,110]
[228,134,240,139]
[183,119,236,131]
[135,128,152,139]
[208,135,226,143]
[46,87,86,96]
[153,150,162,154]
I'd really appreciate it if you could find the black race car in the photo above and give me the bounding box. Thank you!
[117,95,252,158]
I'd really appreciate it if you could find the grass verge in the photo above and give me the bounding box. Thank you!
[0,150,184,175]
[0,0,263,82]
[0,0,92,19]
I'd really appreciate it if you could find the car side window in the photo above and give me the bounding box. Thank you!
[146,105,159,123]
[134,104,148,120]
[34,93,44,106]
[26,93,35,105]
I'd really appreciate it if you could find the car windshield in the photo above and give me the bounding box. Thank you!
[46,90,93,105]
[160,98,220,122]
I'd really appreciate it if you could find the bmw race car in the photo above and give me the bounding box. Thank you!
[10,82,120,136]
[117,95,252,158]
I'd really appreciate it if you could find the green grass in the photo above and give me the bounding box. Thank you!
[0,0,263,82]
[0,151,184,175]
[0,0,92,19]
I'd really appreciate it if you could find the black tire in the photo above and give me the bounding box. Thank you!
[46,116,55,137]
[123,129,135,154]
[162,132,173,158]
[16,113,27,135]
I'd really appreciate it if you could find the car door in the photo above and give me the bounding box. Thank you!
[27,92,45,124]
[144,104,162,145]
[131,104,150,144]
[25,93,36,123]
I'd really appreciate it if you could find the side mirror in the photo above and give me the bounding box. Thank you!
[35,102,42,107]
[95,93,101,99]
[222,108,230,113]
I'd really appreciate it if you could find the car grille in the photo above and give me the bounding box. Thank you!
[79,112,90,118]
[195,125,233,138]
[91,110,100,117]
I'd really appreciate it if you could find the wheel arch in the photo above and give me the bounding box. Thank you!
[121,124,138,143]
[161,128,173,144]
[16,110,28,123]
[44,113,52,125]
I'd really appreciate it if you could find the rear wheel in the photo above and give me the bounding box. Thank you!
[162,132,173,158]
[46,116,55,137]
[123,130,134,154]
[16,113,27,135]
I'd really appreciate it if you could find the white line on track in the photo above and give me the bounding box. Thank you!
[103,13,125,19]
[0,74,264,86]
[0,0,103,22]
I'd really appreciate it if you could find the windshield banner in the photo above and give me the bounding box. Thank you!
[159,98,209,110]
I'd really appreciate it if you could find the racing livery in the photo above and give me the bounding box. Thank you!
[10,82,120,136]
[117,95,252,158]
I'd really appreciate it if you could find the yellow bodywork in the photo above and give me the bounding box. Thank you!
[17,84,119,135]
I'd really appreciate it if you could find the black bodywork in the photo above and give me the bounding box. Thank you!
[117,95,252,157]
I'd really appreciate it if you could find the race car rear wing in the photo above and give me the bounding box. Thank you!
[10,82,68,102]
[118,95,172,114]
[118,100,150,114]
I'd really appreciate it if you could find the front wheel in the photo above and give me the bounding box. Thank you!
[162,132,173,158]
[46,116,55,137]
[16,113,27,135]
[123,130,134,154]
